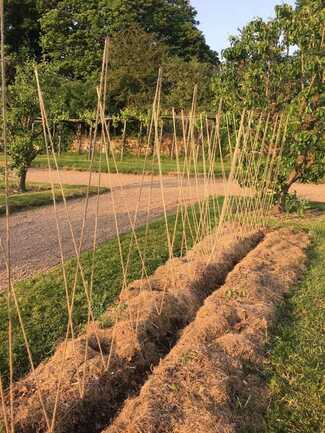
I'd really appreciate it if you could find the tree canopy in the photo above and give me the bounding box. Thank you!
[5,0,218,112]
[2,0,217,81]
[3,0,324,204]
[212,0,324,207]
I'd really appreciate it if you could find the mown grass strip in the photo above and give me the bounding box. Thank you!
[30,152,230,177]
[0,184,108,214]
[0,197,222,386]
[264,209,325,433]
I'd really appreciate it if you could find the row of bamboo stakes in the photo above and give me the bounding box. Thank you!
[0,29,288,432]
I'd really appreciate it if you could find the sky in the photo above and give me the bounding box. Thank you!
[191,0,296,56]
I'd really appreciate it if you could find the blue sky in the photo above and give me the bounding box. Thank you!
[191,0,296,56]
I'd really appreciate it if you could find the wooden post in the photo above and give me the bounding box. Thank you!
[170,108,175,159]
[120,119,127,160]
[77,123,82,154]
[87,124,93,160]
[107,119,111,156]
[137,121,143,156]
[58,132,62,155]
[52,123,57,152]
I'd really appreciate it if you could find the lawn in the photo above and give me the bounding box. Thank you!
[30,152,230,177]
[0,179,108,214]
[263,206,325,433]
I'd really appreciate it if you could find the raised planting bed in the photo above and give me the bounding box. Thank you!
[2,226,263,433]
[103,229,310,433]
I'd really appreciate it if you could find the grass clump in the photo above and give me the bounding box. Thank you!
[0,180,108,214]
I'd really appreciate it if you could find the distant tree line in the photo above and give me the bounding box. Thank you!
[2,0,324,207]
[5,0,218,113]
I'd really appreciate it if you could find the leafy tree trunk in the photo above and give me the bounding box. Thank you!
[278,184,290,212]
[19,167,27,192]
[277,151,315,211]
[277,164,302,211]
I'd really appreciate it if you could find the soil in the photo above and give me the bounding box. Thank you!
[4,227,263,433]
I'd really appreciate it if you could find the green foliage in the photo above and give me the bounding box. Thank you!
[9,132,40,177]
[39,0,218,82]
[40,0,113,80]
[4,0,42,79]
[281,191,308,215]
[212,1,325,205]
[7,61,90,189]
[109,0,218,64]
[107,24,167,112]
[107,24,216,113]
[213,17,289,110]
[7,62,43,189]
[4,0,219,133]
[164,57,216,111]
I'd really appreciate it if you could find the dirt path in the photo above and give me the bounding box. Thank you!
[28,168,325,203]
[0,168,324,288]
[290,182,325,203]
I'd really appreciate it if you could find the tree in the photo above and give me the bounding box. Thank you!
[39,0,113,80]
[3,0,41,81]
[4,0,219,123]
[164,57,216,111]
[3,1,61,77]
[39,0,218,81]
[7,62,70,191]
[212,16,295,112]
[107,24,216,115]
[275,0,325,209]
[212,0,324,210]
[107,24,168,113]
[7,63,42,191]
[110,0,218,65]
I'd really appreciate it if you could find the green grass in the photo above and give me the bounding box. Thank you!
[0,180,108,214]
[263,207,325,433]
[0,198,222,386]
[30,152,230,176]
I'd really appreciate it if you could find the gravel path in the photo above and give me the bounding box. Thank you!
[0,169,234,288]
[0,168,324,288]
